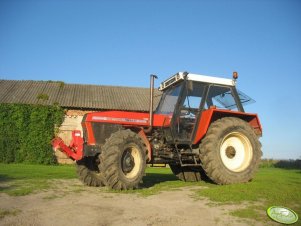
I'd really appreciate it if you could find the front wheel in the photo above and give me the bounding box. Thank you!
[76,156,105,187]
[199,117,262,185]
[100,130,146,190]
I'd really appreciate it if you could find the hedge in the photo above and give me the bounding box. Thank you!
[0,103,64,164]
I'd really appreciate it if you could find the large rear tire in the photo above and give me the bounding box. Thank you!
[76,156,105,187]
[199,117,262,185]
[100,130,146,190]
[169,164,206,182]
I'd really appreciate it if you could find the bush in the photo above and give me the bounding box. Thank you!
[260,159,277,168]
[0,104,64,164]
[260,158,301,170]
[274,159,301,169]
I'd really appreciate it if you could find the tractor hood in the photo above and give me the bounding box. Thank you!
[84,111,171,127]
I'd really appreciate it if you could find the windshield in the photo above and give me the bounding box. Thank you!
[156,84,182,114]
[207,86,237,109]
[237,89,255,106]
[207,86,255,110]
[156,82,255,114]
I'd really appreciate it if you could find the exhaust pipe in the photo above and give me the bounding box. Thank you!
[144,74,158,133]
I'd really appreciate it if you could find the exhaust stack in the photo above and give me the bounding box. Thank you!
[144,74,158,133]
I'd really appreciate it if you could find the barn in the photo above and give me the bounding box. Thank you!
[0,79,161,163]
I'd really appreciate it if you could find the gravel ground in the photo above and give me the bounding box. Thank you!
[0,179,266,226]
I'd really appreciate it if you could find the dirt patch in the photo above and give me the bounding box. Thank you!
[0,180,264,226]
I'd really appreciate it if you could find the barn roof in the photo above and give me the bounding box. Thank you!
[0,80,162,112]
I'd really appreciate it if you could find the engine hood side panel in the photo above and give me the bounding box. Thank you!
[85,111,171,127]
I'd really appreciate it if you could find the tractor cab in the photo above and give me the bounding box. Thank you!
[156,72,255,144]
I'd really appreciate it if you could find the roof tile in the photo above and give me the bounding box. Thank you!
[0,80,161,112]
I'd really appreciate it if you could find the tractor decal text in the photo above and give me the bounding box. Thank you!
[92,116,148,124]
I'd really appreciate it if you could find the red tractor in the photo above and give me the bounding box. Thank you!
[52,72,262,190]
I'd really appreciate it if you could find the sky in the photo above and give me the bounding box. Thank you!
[0,0,300,159]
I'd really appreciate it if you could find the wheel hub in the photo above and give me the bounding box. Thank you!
[225,146,236,159]
[122,151,135,173]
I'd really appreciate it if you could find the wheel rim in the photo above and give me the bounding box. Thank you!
[220,132,253,172]
[121,145,141,179]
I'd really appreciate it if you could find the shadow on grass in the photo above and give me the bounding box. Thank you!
[0,174,16,193]
[140,171,214,189]
[0,174,14,183]
[141,172,179,188]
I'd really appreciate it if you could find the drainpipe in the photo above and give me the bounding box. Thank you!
[144,74,158,134]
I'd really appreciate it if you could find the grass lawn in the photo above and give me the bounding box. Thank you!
[0,164,76,195]
[196,168,301,224]
[0,163,300,224]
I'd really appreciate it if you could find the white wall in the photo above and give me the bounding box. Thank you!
[54,111,87,164]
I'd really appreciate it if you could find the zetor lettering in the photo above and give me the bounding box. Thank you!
[52,71,262,190]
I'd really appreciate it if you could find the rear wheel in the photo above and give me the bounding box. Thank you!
[199,117,262,185]
[169,164,206,182]
[76,156,105,187]
[100,130,146,190]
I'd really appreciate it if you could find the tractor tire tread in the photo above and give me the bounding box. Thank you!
[199,117,262,185]
[99,129,146,190]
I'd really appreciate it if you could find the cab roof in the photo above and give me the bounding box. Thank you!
[159,72,236,91]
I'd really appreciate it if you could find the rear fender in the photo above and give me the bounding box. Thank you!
[193,109,262,145]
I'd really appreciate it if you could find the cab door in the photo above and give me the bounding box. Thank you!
[171,81,207,143]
